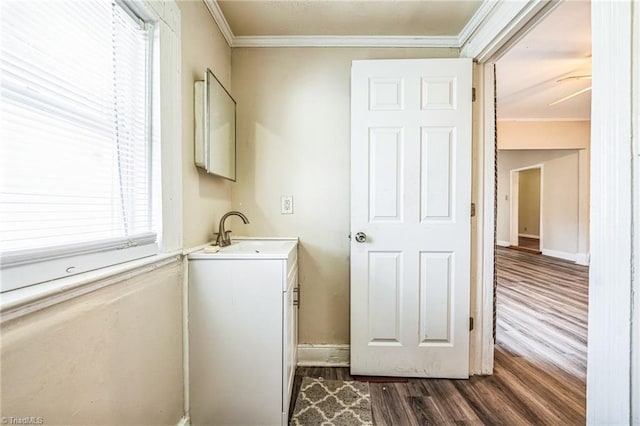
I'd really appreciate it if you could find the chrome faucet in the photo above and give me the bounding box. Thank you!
[216,211,250,247]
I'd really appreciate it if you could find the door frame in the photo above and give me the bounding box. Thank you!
[463,0,639,423]
[509,164,543,249]
[462,0,564,376]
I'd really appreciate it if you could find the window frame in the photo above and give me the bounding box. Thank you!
[0,0,183,293]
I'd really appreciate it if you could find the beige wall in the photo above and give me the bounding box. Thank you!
[518,168,541,236]
[230,47,458,345]
[497,120,591,150]
[496,120,590,257]
[180,0,233,248]
[0,262,184,424]
[497,150,588,255]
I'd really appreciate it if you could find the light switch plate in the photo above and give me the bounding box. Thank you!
[281,196,293,214]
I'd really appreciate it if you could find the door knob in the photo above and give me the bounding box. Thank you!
[355,232,367,243]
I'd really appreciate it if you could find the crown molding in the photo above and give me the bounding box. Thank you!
[203,0,234,46]
[231,35,460,48]
[460,0,559,62]
[457,0,499,47]
[204,0,499,49]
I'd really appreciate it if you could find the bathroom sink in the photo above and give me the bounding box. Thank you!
[221,240,291,254]
[188,238,298,260]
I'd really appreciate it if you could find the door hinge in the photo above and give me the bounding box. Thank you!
[293,287,300,308]
[471,202,476,217]
[469,317,474,331]
[472,87,476,102]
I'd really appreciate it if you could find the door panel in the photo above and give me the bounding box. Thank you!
[421,77,457,109]
[350,58,472,379]
[421,127,455,221]
[419,252,453,344]
[369,128,403,221]
[369,78,404,110]
[368,251,402,344]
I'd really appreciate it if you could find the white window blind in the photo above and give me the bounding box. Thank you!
[0,0,160,291]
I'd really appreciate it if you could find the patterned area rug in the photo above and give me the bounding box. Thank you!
[291,377,373,425]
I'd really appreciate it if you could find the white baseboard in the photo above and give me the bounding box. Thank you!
[542,249,577,262]
[496,240,511,247]
[297,344,350,367]
[575,252,590,266]
[518,233,540,239]
[177,416,190,426]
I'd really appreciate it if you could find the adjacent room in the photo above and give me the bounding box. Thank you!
[0,1,637,425]
[494,2,591,422]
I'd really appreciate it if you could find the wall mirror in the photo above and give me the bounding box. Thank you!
[194,68,236,181]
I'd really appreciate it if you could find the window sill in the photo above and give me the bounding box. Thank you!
[0,250,183,323]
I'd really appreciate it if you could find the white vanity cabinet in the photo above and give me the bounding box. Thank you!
[188,239,298,426]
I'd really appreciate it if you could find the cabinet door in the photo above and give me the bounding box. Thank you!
[189,259,283,426]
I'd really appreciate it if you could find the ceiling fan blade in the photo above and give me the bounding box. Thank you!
[557,75,592,82]
[549,86,592,106]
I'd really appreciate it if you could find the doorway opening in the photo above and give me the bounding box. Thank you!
[509,165,543,253]
[491,0,591,422]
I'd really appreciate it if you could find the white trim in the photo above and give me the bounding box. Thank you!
[541,249,576,263]
[202,0,234,46]
[508,164,544,173]
[518,234,539,239]
[179,238,217,424]
[141,1,164,22]
[182,256,190,420]
[575,253,590,266]
[460,0,559,62]
[587,1,634,423]
[0,252,182,324]
[470,63,496,375]
[297,344,350,367]
[200,0,502,49]
[479,64,496,375]
[457,0,499,47]
[158,16,183,252]
[132,0,182,253]
[496,240,511,248]
[632,0,640,421]
[176,416,190,426]
[231,35,459,48]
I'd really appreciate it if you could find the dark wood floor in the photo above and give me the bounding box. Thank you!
[517,236,540,251]
[509,236,541,254]
[291,247,588,425]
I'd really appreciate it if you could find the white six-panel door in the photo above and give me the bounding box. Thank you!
[350,58,472,378]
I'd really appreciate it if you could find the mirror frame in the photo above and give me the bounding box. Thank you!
[194,68,237,182]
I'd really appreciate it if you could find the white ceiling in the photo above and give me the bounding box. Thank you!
[217,0,483,37]
[496,1,592,120]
